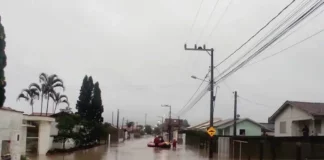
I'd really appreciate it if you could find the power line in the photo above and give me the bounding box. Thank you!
[213,0,296,68]
[176,71,210,116]
[215,0,317,81]
[196,0,221,44]
[238,95,274,109]
[268,5,324,49]
[185,0,206,43]
[206,0,234,44]
[179,1,323,114]
[216,1,323,83]
[244,27,324,68]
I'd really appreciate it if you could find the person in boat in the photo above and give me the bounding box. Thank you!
[159,136,165,143]
[154,135,160,147]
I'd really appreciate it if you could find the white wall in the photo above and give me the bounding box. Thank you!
[51,138,75,150]
[0,109,24,160]
[20,127,27,156]
[38,121,51,155]
[274,105,313,137]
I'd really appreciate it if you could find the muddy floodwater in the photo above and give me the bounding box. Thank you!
[29,137,217,160]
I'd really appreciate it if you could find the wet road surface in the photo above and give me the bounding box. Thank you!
[30,137,217,160]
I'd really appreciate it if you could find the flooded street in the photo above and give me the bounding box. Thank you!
[30,137,216,160]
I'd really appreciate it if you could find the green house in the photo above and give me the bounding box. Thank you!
[214,118,272,136]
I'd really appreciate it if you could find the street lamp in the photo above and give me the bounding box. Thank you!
[161,104,171,142]
[191,75,210,83]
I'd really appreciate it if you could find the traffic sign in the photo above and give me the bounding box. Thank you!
[207,127,216,137]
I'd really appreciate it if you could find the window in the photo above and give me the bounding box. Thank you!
[315,120,322,134]
[17,134,20,141]
[239,129,246,135]
[280,121,286,133]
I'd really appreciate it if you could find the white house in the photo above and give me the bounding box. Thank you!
[268,101,324,137]
[0,107,57,159]
[0,107,25,160]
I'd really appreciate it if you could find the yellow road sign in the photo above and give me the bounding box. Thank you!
[207,127,216,137]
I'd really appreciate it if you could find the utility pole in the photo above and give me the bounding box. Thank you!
[122,117,125,141]
[162,105,172,142]
[112,111,114,126]
[185,44,214,158]
[145,113,147,126]
[117,109,120,129]
[234,91,237,137]
[169,106,171,141]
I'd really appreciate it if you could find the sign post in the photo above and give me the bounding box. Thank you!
[207,127,216,137]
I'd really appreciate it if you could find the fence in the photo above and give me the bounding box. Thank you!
[185,130,324,160]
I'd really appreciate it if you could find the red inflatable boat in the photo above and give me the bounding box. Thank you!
[147,142,171,148]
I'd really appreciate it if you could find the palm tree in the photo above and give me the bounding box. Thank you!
[39,73,65,116]
[29,83,42,114]
[17,87,40,114]
[50,92,69,114]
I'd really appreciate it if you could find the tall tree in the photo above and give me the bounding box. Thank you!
[0,16,7,107]
[89,82,103,142]
[76,75,93,120]
[91,82,104,123]
[75,75,95,144]
[50,92,69,113]
[17,87,40,113]
[39,73,65,116]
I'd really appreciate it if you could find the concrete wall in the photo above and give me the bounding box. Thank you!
[38,121,51,155]
[228,120,263,136]
[52,138,75,149]
[274,105,313,137]
[0,109,23,160]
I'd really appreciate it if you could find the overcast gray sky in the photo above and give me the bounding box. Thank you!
[1,0,324,126]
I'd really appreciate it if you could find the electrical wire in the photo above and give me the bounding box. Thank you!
[244,27,324,68]
[216,1,324,83]
[213,0,296,69]
[196,0,221,44]
[206,0,234,44]
[215,0,315,81]
[176,70,210,116]
[185,0,206,43]
[238,95,274,109]
[268,5,324,49]
[179,1,324,115]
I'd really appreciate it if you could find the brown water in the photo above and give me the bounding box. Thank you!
[29,137,217,160]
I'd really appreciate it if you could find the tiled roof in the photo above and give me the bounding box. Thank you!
[289,101,324,116]
[30,112,54,116]
[269,101,324,122]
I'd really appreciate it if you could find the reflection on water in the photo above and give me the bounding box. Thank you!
[29,138,217,160]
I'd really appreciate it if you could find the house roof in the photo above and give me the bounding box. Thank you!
[0,107,24,113]
[188,118,222,129]
[260,123,274,131]
[30,112,54,117]
[217,118,268,131]
[268,101,324,123]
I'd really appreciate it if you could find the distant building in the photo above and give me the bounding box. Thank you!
[189,117,271,136]
[269,101,324,137]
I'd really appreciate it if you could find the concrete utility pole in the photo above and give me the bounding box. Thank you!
[184,44,214,158]
[117,109,120,129]
[233,91,237,137]
[112,111,114,126]
[121,117,125,141]
[162,105,172,142]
